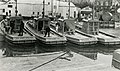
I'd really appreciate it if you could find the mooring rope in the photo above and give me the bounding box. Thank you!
[29,52,67,71]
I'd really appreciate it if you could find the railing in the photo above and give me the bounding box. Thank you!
[13,36,35,41]
[99,21,115,28]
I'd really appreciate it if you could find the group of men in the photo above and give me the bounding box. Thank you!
[3,18,15,34]
[3,17,24,36]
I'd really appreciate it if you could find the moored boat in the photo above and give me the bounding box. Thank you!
[76,20,120,45]
[50,19,97,45]
[0,16,36,56]
[25,17,66,47]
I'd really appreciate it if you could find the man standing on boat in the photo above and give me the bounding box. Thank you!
[56,21,60,32]
[44,26,50,37]
[10,19,15,34]
[19,20,24,36]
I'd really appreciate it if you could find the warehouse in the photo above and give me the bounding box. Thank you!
[0,0,78,18]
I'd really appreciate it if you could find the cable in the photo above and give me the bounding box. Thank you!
[29,52,67,71]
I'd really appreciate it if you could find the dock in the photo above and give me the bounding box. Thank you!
[0,50,119,71]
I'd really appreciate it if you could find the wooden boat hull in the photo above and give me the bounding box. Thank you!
[0,27,36,44]
[25,22,67,45]
[0,17,36,56]
[76,23,120,45]
[97,31,120,45]
[50,24,98,45]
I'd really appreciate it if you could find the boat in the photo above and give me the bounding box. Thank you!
[112,49,120,69]
[50,18,98,45]
[0,16,36,56]
[25,17,66,47]
[76,20,120,45]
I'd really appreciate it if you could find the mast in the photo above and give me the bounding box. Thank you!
[51,0,53,16]
[42,0,45,18]
[68,0,70,19]
[92,1,95,20]
[15,0,18,16]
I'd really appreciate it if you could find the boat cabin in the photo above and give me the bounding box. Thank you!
[9,16,23,33]
[57,19,75,34]
[112,49,120,69]
[81,20,99,35]
[35,18,50,32]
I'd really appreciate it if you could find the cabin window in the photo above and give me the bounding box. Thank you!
[38,21,43,31]
[45,21,48,25]
[118,15,119,19]
[33,12,35,14]
[8,5,13,8]
[16,19,21,23]
[54,5,57,9]
[74,11,76,18]
[3,9,5,13]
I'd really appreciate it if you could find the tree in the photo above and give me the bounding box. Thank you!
[72,0,95,9]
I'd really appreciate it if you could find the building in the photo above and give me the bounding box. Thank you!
[55,1,77,18]
[0,0,78,18]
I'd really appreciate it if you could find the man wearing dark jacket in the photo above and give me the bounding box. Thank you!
[19,20,24,36]
[44,26,50,37]
[10,19,15,34]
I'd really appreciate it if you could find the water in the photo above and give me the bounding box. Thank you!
[0,35,119,59]
[0,30,119,60]
[1,33,120,71]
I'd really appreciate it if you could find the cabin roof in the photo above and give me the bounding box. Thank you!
[37,18,50,21]
[58,1,75,7]
[8,0,75,7]
[10,16,22,20]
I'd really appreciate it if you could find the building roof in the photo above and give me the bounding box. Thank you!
[8,0,45,4]
[0,2,5,5]
[81,6,92,12]
[17,0,43,4]
[59,1,75,7]
[8,0,75,7]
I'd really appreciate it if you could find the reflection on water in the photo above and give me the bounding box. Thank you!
[35,40,66,53]
[0,34,120,60]
[0,34,5,49]
[67,42,119,60]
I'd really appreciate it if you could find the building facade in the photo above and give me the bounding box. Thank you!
[0,0,78,18]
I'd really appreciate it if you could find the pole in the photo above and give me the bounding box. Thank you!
[42,0,45,18]
[92,4,94,20]
[68,0,70,19]
[15,0,18,16]
[29,52,67,71]
[51,0,53,16]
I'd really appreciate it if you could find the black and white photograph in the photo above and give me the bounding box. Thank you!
[0,0,120,71]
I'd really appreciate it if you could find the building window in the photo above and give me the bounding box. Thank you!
[33,12,35,14]
[48,2,50,5]
[6,12,8,16]
[8,5,13,8]
[37,12,39,15]
[9,10,11,13]
[3,9,5,13]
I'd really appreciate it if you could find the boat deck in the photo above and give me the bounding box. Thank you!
[100,28,120,37]
[75,22,120,44]
[95,33,113,39]
[0,20,36,44]
[35,31,60,38]
[25,22,66,44]
[50,23,97,45]
[66,32,90,39]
